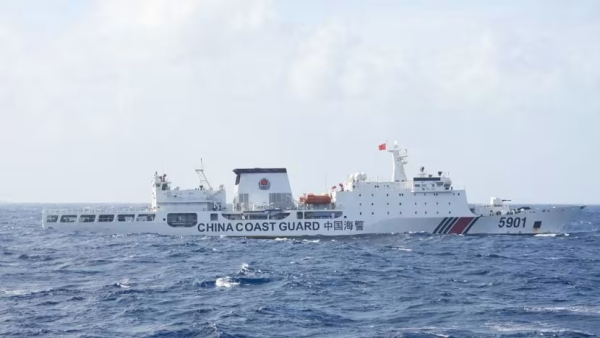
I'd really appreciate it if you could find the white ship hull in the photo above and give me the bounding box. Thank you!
[42,206,583,237]
[41,141,586,237]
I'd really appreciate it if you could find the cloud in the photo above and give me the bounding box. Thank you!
[0,1,599,203]
[289,23,351,100]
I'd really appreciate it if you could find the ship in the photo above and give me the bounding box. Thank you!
[42,142,585,237]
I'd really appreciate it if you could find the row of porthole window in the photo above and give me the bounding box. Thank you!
[358,202,451,206]
[358,193,460,197]
[46,213,198,227]
[359,193,407,197]
[358,211,452,215]
[46,214,156,223]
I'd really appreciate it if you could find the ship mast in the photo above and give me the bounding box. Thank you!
[195,159,213,190]
[388,141,408,183]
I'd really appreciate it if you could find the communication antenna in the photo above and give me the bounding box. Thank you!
[195,158,212,190]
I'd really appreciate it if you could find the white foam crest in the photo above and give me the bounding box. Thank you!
[535,234,557,237]
[391,327,451,337]
[116,278,130,288]
[216,276,239,288]
[274,237,289,241]
[0,289,30,296]
[393,247,413,252]
[525,306,600,314]
[303,239,320,243]
[487,322,549,333]
[484,321,590,335]
[241,263,250,272]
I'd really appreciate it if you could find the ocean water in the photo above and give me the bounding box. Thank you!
[1,204,600,338]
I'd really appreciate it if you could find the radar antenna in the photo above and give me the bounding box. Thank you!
[195,158,213,190]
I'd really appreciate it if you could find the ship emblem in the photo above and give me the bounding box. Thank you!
[258,178,270,190]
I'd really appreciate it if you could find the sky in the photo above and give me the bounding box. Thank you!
[1,0,599,205]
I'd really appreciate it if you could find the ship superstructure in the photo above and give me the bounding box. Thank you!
[42,142,584,236]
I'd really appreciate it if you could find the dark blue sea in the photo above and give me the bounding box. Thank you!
[1,204,600,338]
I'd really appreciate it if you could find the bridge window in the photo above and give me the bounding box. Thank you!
[60,215,77,223]
[210,214,218,221]
[46,215,58,223]
[99,215,114,222]
[80,215,96,223]
[136,214,155,222]
[269,212,290,220]
[243,214,268,220]
[297,212,303,219]
[304,211,343,219]
[118,214,135,222]
[221,213,243,220]
[167,213,197,227]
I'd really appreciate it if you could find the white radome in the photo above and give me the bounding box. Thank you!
[42,141,585,237]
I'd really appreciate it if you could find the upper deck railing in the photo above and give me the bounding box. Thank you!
[43,206,153,215]
[230,202,339,212]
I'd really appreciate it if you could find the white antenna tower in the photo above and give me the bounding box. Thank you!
[195,158,212,190]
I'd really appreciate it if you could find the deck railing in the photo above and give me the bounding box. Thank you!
[43,206,153,215]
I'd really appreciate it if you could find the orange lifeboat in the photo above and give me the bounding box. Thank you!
[299,193,332,204]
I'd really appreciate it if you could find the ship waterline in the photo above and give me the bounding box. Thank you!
[42,141,585,236]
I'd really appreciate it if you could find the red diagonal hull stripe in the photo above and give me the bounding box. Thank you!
[449,217,474,234]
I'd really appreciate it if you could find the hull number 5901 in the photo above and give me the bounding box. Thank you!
[498,217,527,228]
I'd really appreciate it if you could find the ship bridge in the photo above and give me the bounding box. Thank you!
[411,168,453,193]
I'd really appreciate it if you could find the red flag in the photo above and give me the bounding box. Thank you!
[378,143,386,150]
